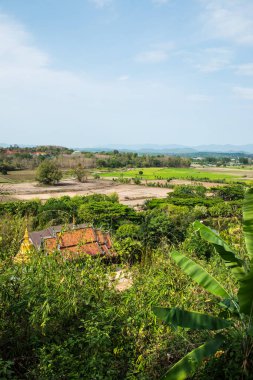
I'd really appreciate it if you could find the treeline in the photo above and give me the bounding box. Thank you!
[0,146,73,172]
[0,149,191,173]
[55,152,191,170]
[1,145,73,155]
[96,152,191,168]
[192,155,252,166]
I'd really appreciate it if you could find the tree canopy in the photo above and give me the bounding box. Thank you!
[36,160,62,185]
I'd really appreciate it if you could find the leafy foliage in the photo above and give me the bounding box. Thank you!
[243,187,253,259]
[153,307,231,330]
[0,247,213,379]
[170,251,230,298]
[36,160,62,185]
[193,221,245,279]
[160,335,224,380]
[213,184,245,201]
[72,164,87,182]
[0,183,252,378]
[78,200,138,229]
[172,184,206,198]
[154,188,253,379]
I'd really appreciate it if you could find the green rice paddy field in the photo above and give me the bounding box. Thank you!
[99,167,249,182]
[1,166,253,185]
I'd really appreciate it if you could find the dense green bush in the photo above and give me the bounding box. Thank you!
[0,214,29,261]
[145,196,223,210]
[167,196,223,208]
[36,160,62,185]
[0,199,41,217]
[0,194,138,231]
[212,184,245,201]
[140,205,194,248]
[209,202,233,218]
[172,184,206,198]
[115,223,141,240]
[182,224,215,260]
[0,249,218,380]
[78,200,139,230]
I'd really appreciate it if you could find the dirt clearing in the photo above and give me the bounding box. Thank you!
[2,179,172,207]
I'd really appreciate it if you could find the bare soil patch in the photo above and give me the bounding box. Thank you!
[1,179,172,207]
[197,166,253,179]
[1,176,238,207]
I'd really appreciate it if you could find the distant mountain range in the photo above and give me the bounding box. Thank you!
[78,144,253,154]
[1,143,253,154]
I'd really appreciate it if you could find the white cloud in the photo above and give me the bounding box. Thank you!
[233,86,253,100]
[200,0,253,45]
[195,48,232,73]
[234,63,253,76]
[0,14,49,70]
[0,13,80,91]
[89,0,112,8]
[135,42,173,63]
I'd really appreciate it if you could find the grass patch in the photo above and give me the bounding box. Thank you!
[0,170,36,183]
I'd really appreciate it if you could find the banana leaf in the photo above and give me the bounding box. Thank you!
[170,251,230,299]
[193,220,245,280]
[243,188,253,260]
[238,264,253,316]
[161,334,224,380]
[218,298,239,316]
[153,307,232,330]
[248,325,253,337]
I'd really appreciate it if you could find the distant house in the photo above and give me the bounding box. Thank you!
[71,150,82,156]
[5,149,19,155]
[15,224,114,263]
[31,151,47,156]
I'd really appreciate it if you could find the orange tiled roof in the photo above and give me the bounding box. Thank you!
[103,232,112,249]
[57,227,96,247]
[28,224,113,259]
[96,229,105,244]
[44,237,57,251]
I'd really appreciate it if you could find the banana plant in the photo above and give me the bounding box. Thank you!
[153,188,253,380]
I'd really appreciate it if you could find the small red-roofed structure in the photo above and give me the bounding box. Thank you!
[16,224,115,261]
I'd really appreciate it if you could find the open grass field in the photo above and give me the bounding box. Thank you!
[0,169,74,184]
[0,170,36,183]
[99,167,242,181]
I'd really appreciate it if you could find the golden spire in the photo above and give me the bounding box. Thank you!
[14,227,33,264]
[24,227,29,241]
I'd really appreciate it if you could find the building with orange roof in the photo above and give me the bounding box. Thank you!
[15,224,114,262]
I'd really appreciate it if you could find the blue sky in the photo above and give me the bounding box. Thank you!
[0,0,253,147]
